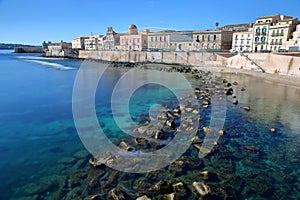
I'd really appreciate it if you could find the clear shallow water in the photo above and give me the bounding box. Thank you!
[0,50,299,199]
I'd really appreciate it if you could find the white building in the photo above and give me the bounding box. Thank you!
[232,29,253,52]
[252,14,298,52]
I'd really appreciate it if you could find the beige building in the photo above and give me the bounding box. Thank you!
[268,16,298,51]
[47,41,72,56]
[120,25,149,51]
[288,24,300,51]
[252,14,298,52]
[169,32,193,51]
[232,29,253,52]
[148,30,175,50]
[103,27,123,51]
[193,30,233,51]
[72,36,90,49]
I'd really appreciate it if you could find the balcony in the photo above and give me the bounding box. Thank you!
[254,41,266,44]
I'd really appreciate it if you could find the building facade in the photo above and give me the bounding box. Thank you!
[148,30,174,50]
[193,30,233,51]
[232,30,253,52]
[169,32,193,51]
[252,14,298,52]
[120,25,149,51]
[268,17,298,51]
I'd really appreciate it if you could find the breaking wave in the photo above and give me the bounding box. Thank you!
[24,60,75,70]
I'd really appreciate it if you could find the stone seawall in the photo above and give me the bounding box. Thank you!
[14,47,44,53]
[227,53,300,76]
[78,50,300,76]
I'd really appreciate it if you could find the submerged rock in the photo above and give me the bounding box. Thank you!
[270,128,276,134]
[108,188,127,200]
[163,193,178,200]
[86,195,102,200]
[232,100,239,105]
[192,182,210,197]
[136,195,151,200]
[241,106,251,111]
[153,180,172,194]
[119,141,134,151]
[218,129,226,136]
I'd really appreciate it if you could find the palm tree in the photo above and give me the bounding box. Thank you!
[215,22,219,30]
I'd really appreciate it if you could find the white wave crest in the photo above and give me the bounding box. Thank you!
[17,56,65,60]
[24,59,75,70]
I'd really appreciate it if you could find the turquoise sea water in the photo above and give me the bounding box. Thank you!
[0,50,299,199]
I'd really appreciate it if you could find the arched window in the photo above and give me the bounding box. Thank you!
[256,28,260,33]
[255,37,259,42]
[261,37,266,42]
[202,35,205,41]
[208,35,210,41]
[262,27,267,33]
[213,35,216,41]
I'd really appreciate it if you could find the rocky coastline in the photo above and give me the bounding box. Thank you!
[20,63,297,200]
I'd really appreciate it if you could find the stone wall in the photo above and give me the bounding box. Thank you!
[78,50,300,76]
[227,53,300,76]
[14,47,44,53]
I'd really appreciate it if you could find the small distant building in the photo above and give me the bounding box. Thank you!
[104,27,122,51]
[232,29,253,52]
[72,36,90,50]
[193,30,233,51]
[220,23,253,32]
[47,41,72,57]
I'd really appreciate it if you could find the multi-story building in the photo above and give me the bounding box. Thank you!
[288,24,300,51]
[47,41,72,56]
[192,30,233,51]
[120,25,149,51]
[232,29,253,52]
[169,32,193,51]
[103,27,121,51]
[252,15,280,52]
[72,36,90,50]
[148,30,175,50]
[252,14,298,52]
[268,16,298,51]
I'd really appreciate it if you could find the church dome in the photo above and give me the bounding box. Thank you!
[128,24,138,34]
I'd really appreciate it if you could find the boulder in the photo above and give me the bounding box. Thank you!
[270,128,276,134]
[136,195,151,200]
[232,100,238,105]
[108,188,126,200]
[119,141,134,151]
[192,182,210,197]
[241,106,250,111]
[153,180,172,194]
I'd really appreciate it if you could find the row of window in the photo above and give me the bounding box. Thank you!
[256,27,268,34]
[150,36,167,42]
[121,38,141,44]
[255,36,266,42]
[235,34,251,39]
[196,35,217,42]
[235,40,251,45]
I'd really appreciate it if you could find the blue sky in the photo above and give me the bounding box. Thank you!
[0,0,299,45]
